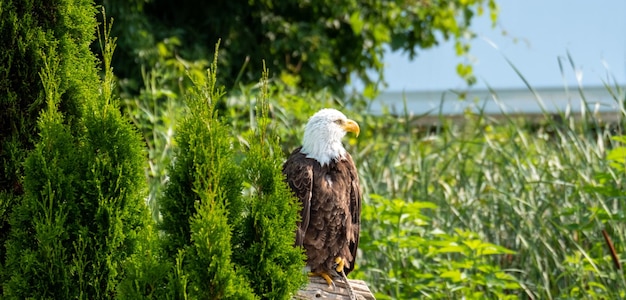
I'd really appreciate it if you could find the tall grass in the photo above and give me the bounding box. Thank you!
[350,78,626,298]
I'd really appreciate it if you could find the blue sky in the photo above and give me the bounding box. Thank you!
[383,0,626,92]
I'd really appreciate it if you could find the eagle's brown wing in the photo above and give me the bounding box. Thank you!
[344,152,361,275]
[282,147,313,247]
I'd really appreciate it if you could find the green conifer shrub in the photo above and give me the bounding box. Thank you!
[2,10,152,299]
[157,46,256,299]
[234,68,307,299]
[0,0,99,279]
[156,48,306,299]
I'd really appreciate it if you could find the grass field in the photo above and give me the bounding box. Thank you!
[345,82,626,299]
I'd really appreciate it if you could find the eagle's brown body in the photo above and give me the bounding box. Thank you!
[283,146,361,276]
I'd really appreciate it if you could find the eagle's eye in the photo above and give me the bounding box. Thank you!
[334,119,344,125]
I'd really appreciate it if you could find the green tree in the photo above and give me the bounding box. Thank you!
[0,0,98,277]
[234,68,307,299]
[157,46,257,299]
[155,48,306,299]
[97,0,497,96]
[2,9,153,299]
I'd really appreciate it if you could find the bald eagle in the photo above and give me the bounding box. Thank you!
[283,108,362,286]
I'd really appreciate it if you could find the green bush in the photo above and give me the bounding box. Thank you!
[355,195,520,299]
[234,69,307,299]
[156,47,256,299]
[152,49,306,299]
[0,0,100,277]
[2,12,152,298]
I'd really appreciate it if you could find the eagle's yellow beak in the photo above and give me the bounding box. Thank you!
[343,119,360,137]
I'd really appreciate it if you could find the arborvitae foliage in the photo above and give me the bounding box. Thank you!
[0,0,100,281]
[2,13,152,299]
[158,45,256,299]
[234,68,308,299]
[124,47,307,299]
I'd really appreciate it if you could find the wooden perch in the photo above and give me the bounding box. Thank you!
[294,276,375,300]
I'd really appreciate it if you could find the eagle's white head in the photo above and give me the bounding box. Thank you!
[301,108,360,166]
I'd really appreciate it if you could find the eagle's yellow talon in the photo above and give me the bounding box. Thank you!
[309,272,335,288]
[334,257,346,273]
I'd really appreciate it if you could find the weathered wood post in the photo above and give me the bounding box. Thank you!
[294,277,375,300]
